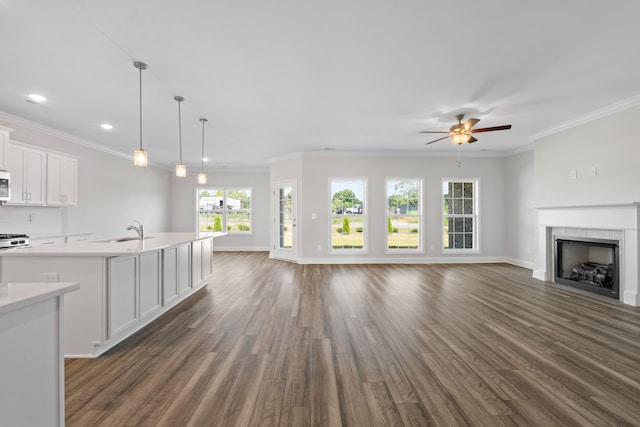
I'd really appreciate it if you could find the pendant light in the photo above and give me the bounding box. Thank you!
[133,61,148,167]
[198,118,208,184]
[174,96,186,177]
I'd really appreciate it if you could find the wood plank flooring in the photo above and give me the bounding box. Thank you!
[65,252,640,426]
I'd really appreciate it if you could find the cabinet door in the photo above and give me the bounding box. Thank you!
[192,239,203,288]
[7,144,27,204]
[108,256,138,338]
[26,148,47,205]
[47,153,78,206]
[7,145,46,205]
[163,247,179,305]
[61,156,77,205]
[0,127,9,169]
[140,250,161,319]
[178,243,191,295]
[202,238,213,279]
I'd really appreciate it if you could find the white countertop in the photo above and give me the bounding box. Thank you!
[0,232,226,257]
[0,282,80,315]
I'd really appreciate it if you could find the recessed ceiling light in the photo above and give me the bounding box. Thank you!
[100,123,113,130]
[202,157,209,162]
[27,93,47,103]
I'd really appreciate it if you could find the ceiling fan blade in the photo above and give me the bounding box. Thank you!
[470,124,512,133]
[425,135,450,145]
[467,136,478,143]
[419,131,450,134]
[463,118,480,131]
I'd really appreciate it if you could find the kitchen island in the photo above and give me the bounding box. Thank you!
[0,232,224,357]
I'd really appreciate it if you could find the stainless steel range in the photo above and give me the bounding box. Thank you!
[0,234,31,250]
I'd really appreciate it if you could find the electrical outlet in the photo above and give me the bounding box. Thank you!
[590,167,597,176]
[569,170,577,180]
[43,273,59,283]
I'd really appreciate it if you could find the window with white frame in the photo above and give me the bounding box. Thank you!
[442,179,478,251]
[386,179,422,252]
[330,178,367,251]
[198,188,252,233]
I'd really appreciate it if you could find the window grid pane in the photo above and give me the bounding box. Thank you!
[443,180,477,251]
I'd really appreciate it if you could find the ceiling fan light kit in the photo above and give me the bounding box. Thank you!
[421,113,512,146]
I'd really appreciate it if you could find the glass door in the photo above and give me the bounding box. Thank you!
[273,180,297,261]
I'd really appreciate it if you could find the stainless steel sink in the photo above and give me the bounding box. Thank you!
[91,237,155,243]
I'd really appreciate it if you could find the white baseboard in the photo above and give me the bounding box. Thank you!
[214,246,270,252]
[504,257,535,270]
[532,270,547,281]
[297,256,508,265]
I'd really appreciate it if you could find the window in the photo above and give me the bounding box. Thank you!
[442,179,478,252]
[386,179,422,252]
[198,188,252,233]
[330,178,367,251]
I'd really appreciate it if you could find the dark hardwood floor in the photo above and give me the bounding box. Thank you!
[65,252,640,426]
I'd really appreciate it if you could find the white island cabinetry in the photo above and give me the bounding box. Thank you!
[108,255,138,338]
[163,243,191,305]
[0,233,221,357]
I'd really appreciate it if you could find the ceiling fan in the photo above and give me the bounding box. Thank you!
[421,114,512,145]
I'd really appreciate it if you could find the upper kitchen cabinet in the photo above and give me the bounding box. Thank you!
[0,125,11,169]
[7,142,47,205]
[47,152,77,206]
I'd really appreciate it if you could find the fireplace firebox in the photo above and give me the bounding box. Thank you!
[555,237,619,299]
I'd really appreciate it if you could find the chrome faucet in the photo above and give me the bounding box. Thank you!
[126,220,144,240]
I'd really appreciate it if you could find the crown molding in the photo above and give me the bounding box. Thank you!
[0,110,132,160]
[530,94,640,140]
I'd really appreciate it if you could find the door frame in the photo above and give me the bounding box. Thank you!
[271,179,298,262]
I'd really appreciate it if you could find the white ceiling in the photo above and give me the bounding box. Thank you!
[1,0,639,170]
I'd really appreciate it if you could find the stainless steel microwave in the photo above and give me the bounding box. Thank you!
[0,170,10,202]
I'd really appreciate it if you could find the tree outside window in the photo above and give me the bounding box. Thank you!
[330,179,366,251]
[387,179,422,251]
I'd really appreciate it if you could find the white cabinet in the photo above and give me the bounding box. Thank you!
[46,153,77,206]
[192,237,213,290]
[7,143,47,205]
[140,250,161,319]
[0,125,11,169]
[178,243,191,295]
[163,243,191,306]
[108,255,138,338]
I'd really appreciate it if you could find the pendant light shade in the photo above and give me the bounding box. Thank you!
[174,96,186,177]
[133,61,148,167]
[198,118,207,184]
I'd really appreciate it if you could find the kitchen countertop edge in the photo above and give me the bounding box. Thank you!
[0,282,80,316]
[0,232,226,257]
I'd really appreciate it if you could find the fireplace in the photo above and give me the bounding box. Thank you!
[555,237,619,299]
[534,202,640,307]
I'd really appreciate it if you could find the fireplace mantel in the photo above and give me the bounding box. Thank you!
[533,202,639,306]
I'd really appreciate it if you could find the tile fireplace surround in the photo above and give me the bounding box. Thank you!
[533,202,639,306]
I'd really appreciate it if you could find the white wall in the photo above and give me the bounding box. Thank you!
[0,120,172,238]
[170,170,271,250]
[533,105,640,205]
[505,149,536,268]
[271,153,507,263]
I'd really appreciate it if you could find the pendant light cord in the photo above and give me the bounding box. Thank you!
[178,99,183,164]
[139,65,143,151]
[200,119,206,173]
